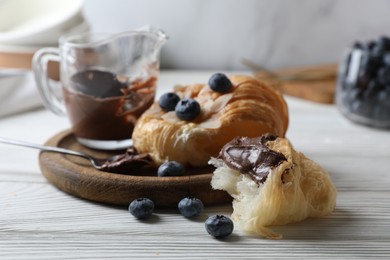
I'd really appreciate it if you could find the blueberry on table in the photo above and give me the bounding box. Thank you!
[157,161,185,177]
[208,73,233,92]
[175,98,201,121]
[159,92,180,111]
[178,197,204,218]
[128,198,154,219]
[205,215,234,238]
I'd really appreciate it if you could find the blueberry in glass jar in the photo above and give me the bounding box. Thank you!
[382,53,390,66]
[337,36,390,128]
[377,67,390,86]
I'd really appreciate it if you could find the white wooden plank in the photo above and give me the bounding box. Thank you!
[1,71,390,259]
[0,180,389,259]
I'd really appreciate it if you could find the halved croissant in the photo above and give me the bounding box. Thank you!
[132,75,289,167]
[209,135,337,239]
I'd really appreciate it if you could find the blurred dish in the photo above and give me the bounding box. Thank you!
[0,0,88,46]
[0,68,27,99]
[0,70,44,118]
[0,46,59,80]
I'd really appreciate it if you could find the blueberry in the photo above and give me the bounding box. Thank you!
[378,35,390,45]
[205,215,234,238]
[364,80,383,99]
[357,53,381,87]
[375,89,390,120]
[362,53,382,74]
[350,99,372,118]
[175,98,201,121]
[157,161,185,177]
[377,66,390,86]
[178,197,204,218]
[353,41,363,49]
[342,87,363,108]
[128,198,154,219]
[382,53,390,66]
[373,36,390,55]
[208,73,233,92]
[365,40,377,51]
[377,87,390,104]
[159,92,180,111]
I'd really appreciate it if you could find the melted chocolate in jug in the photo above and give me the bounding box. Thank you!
[63,70,156,140]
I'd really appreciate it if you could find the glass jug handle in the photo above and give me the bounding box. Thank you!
[32,48,66,116]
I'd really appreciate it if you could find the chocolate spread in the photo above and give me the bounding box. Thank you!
[99,147,152,174]
[63,70,156,140]
[219,134,287,184]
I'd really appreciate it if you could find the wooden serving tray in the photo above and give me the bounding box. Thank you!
[39,130,231,208]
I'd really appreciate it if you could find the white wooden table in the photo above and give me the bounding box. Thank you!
[1,71,389,259]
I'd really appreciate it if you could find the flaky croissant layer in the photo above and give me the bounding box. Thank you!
[209,136,337,239]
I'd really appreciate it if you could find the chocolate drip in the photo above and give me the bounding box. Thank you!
[99,147,152,174]
[219,134,287,184]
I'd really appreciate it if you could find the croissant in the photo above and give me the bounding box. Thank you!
[209,134,337,239]
[132,74,289,167]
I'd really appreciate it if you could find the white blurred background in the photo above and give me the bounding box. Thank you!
[1,0,390,117]
[83,0,390,70]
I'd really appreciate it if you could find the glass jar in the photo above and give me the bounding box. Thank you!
[336,36,390,129]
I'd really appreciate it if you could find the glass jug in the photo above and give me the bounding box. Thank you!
[33,25,168,150]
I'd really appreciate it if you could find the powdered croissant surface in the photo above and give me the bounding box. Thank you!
[209,135,337,239]
[132,75,289,167]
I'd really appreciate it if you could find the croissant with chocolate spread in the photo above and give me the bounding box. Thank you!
[209,134,337,239]
[132,74,289,167]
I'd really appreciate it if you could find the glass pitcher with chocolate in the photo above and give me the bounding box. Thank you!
[33,25,168,150]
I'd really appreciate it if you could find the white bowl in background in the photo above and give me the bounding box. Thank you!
[0,0,88,46]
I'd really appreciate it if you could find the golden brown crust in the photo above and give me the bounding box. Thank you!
[132,74,289,167]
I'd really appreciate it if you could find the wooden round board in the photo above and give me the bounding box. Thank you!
[39,130,231,208]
